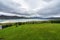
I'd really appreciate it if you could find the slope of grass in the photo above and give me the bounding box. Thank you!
[0,23,60,40]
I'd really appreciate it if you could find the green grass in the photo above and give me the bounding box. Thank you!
[0,23,60,40]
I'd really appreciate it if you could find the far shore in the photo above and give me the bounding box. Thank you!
[0,20,48,24]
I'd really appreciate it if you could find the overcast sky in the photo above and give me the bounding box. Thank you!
[0,0,60,17]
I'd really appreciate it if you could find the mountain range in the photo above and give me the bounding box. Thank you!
[0,15,60,19]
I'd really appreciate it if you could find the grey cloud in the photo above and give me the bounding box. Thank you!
[43,0,52,2]
[0,0,22,14]
[0,0,60,18]
[37,0,60,17]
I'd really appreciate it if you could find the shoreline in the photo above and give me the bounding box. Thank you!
[0,19,48,23]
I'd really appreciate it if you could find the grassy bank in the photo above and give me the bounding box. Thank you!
[0,23,60,40]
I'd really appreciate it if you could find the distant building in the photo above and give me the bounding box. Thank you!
[0,25,2,29]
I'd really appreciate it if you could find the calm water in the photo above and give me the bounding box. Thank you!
[0,19,50,23]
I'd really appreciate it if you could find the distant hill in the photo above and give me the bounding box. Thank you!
[0,15,27,19]
[46,17,60,20]
[0,15,60,19]
[0,15,45,19]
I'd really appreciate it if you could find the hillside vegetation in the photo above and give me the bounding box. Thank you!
[0,23,60,40]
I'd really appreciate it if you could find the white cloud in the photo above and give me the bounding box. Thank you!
[0,12,16,16]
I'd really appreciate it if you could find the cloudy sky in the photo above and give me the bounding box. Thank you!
[0,0,60,17]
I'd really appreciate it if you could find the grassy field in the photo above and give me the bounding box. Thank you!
[0,23,60,40]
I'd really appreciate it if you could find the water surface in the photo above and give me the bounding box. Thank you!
[0,19,50,23]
